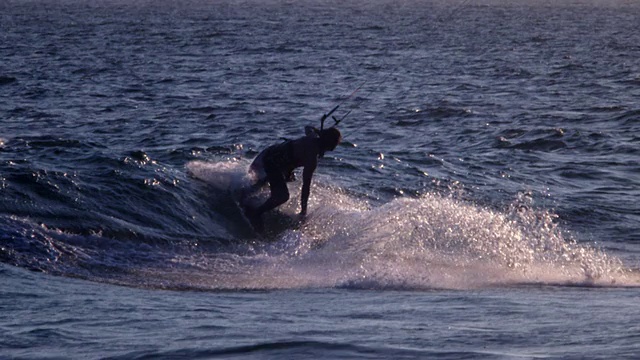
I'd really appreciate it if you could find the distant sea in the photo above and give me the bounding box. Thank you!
[1,0,639,358]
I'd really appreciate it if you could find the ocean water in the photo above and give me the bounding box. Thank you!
[1,0,640,358]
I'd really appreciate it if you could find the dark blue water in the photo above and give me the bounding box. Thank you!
[2,0,640,358]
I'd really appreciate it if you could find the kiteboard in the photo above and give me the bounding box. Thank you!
[234,190,300,238]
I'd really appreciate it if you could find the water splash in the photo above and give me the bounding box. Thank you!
[186,160,252,192]
[155,169,637,290]
[5,160,637,291]
[327,193,631,289]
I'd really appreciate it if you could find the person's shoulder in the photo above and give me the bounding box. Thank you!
[298,136,318,149]
[293,136,319,158]
[295,134,318,145]
[304,126,320,138]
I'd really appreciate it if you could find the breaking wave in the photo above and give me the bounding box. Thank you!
[157,171,636,290]
[1,160,638,291]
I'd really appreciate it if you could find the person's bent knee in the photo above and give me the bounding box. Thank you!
[273,190,289,206]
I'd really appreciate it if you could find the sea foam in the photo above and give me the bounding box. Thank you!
[164,161,638,290]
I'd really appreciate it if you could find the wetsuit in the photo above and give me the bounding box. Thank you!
[250,140,295,186]
[245,140,298,231]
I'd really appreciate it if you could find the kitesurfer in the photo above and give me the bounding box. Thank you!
[243,126,342,232]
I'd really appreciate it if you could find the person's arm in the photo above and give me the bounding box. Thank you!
[300,158,317,216]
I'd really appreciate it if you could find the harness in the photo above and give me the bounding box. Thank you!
[263,140,295,175]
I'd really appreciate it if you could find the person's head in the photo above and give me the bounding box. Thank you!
[319,127,342,152]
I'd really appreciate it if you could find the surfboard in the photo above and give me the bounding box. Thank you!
[235,199,264,235]
[234,191,300,238]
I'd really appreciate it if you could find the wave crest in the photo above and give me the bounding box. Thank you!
[153,186,636,291]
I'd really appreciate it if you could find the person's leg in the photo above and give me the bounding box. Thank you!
[254,170,289,215]
[244,167,289,233]
[241,149,269,206]
[239,175,266,207]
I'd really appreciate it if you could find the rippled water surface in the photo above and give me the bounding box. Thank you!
[1,0,639,358]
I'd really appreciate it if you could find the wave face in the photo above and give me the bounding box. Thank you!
[1,158,636,291]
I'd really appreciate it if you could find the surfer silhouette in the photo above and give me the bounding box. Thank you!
[242,125,342,233]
